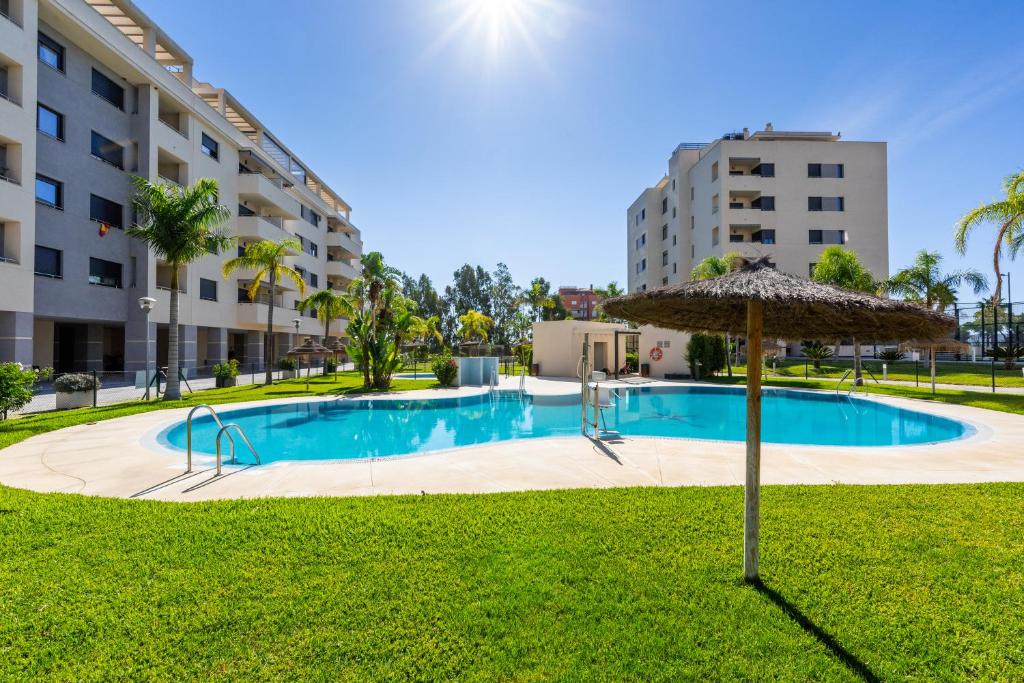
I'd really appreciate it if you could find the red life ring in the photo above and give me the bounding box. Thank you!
[649,347,663,361]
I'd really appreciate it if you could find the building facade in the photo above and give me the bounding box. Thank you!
[627,125,888,293]
[0,0,363,373]
[558,286,598,320]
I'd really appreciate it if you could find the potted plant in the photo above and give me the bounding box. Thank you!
[278,357,298,379]
[213,359,240,388]
[55,372,100,410]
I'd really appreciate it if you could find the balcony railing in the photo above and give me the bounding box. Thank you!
[0,89,20,106]
[158,116,188,139]
[158,175,182,187]
[0,5,22,27]
[0,170,20,185]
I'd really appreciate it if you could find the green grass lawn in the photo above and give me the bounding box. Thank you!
[707,374,1024,416]
[0,483,1022,679]
[738,358,1024,388]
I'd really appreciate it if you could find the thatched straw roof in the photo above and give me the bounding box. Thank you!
[286,337,331,357]
[899,338,970,353]
[603,258,955,341]
[323,336,346,353]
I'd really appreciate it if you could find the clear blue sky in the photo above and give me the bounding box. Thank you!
[138,0,1024,301]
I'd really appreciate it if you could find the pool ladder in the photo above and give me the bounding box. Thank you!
[186,405,261,476]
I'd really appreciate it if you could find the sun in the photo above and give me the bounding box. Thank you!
[468,0,528,48]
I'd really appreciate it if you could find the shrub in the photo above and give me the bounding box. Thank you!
[277,357,297,371]
[0,362,38,419]
[432,355,458,387]
[686,334,726,379]
[54,372,101,393]
[213,359,240,380]
[800,340,834,370]
[625,351,639,373]
[877,350,905,363]
[514,343,533,370]
[325,357,338,372]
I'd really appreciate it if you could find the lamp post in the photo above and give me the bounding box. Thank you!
[138,297,156,400]
[292,318,301,378]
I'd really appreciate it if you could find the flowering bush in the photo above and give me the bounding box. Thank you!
[431,355,458,387]
[54,372,101,393]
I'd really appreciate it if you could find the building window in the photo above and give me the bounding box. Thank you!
[641,208,646,221]
[88,257,122,288]
[35,174,62,208]
[38,33,65,72]
[201,132,219,160]
[730,234,744,243]
[672,178,676,191]
[309,273,318,288]
[691,244,695,258]
[712,226,720,246]
[672,207,676,218]
[711,161,719,181]
[673,262,677,274]
[91,131,124,169]
[753,229,776,245]
[758,163,775,177]
[662,250,668,266]
[662,197,668,214]
[690,216,694,230]
[91,69,125,110]
[808,163,844,178]
[301,205,320,228]
[755,196,775,211]
[808,229,845,245]
[711,194,719,214]
[35,245,62,278]
[37,104,64,140]
[89,194,123,229]
[199,278,217,301]
[661,225,668,240]
[808,196,844,211]
[690,186,694,200]
[672,235,677,246]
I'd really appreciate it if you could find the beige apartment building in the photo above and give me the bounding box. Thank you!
[0,0,363,373]
[627,125,888,294]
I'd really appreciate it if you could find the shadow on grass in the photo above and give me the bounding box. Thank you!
[751,579,879,682]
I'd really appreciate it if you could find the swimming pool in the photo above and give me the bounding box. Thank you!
[158,386,970,463]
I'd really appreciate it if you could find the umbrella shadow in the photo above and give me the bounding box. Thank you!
[750,579,880,682]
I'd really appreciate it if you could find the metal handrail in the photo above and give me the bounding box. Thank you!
[186,404,235,473]
[215,423,260,476]
[518,367,526,398]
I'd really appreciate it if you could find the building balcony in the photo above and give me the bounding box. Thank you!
[238,170,301,219]
[325,230,361,258]
[237,214,286,241]
[326,258,360,282]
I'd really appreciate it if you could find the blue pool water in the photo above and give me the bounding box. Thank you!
[158,387,970,463]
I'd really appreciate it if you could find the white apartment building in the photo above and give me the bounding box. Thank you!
[0,0,363,373]
[627,125,888,293]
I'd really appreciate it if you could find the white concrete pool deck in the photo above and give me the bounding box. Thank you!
[1,376,1022,501]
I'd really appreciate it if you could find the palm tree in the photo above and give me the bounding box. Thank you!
[222,238,306,385]
[811,247,877,384]
[127,177,231,400]
[410,314,444,351]
[954,170,1024,304]
[459,309,494,344]
[882,250,987,387]
[690,252,742,375]
[593,281,624,322]
[297,289,349,374]
[345,252,401,388]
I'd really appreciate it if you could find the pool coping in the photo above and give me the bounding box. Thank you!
[1,378,1022,501]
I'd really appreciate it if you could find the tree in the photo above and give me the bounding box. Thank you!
[344,252,407,390]
[690,252,742,376]
[800,341,834,370]
[489,263,521,349]
[297,289,349,374]
[593,282,624,322]
[954,170,1024,304]
[882,250,988,381]
[811,247,877,384]
[409,314,444,354]
[222,238,306,386]
[128,177,231,400]
[525,277,555,321]
[458,309,494,345]
[0,363,38,419]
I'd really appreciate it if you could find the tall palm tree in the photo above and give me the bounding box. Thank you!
[883,250,987,388]
[690,252,742,375]
[345,252,401,388]
[297,288,349,374]
[810,247,877,384]
[222,238,306,385]
[954,170,1024,304]
[127,177,231,400]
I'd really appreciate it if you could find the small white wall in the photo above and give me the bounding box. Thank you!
[638,325,692,378]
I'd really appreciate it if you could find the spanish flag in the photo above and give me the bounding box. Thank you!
[98,222,110,237]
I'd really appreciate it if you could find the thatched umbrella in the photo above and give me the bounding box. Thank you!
[899,338,970,394]
[603,257,954,581]
[287,337,331,389]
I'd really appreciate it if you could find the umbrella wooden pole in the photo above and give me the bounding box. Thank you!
[744,301,764,582]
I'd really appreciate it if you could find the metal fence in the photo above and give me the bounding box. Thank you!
[950,300,1022,359]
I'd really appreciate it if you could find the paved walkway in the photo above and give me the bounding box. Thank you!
[1,379,1022,502]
